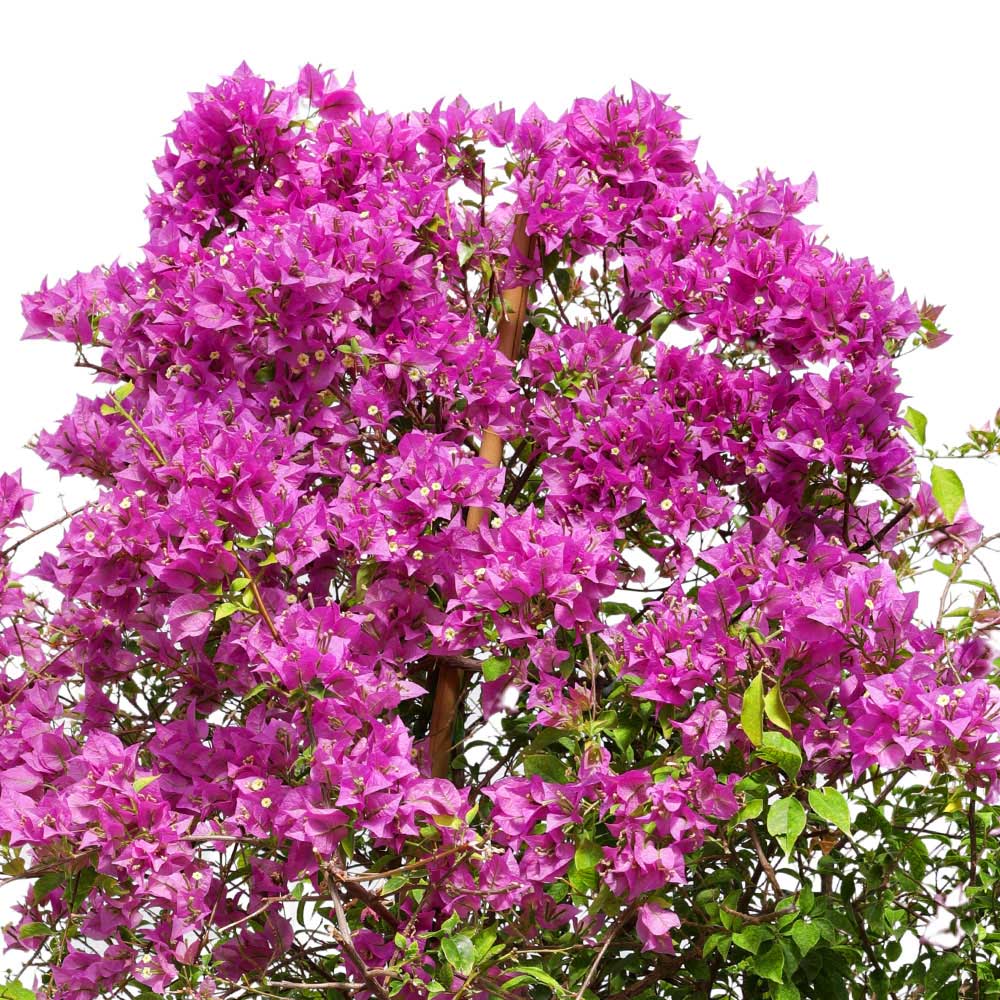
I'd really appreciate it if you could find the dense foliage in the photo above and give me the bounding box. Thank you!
[3,63,1000,999]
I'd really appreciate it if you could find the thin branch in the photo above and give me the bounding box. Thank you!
[573,901,638,1000]
[328,884,392,1000]
[234,552,281,643]
[1,505,88,560]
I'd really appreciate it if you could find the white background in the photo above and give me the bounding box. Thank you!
[0,0,997,975]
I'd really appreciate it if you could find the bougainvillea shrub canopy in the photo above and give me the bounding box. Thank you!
[2,63,999,1000]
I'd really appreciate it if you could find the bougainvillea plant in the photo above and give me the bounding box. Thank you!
[3,63,1000,1000]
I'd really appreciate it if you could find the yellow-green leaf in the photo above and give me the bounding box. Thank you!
[741,671,764,747]
[931,465,965,522]
[904,406,927,447]
[763,683,792,732]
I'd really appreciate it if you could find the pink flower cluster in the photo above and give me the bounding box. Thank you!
[1,63,992,997]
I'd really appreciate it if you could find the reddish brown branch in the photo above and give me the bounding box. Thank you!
[428,213,534,779]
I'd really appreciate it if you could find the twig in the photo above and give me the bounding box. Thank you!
[747,821,782,898]
[573,902,638,1000]
[326,864,400,929]
[1,505,88,560]
[850,501,913,555]
[721,902,795,925]
[328,885,392,1000]
[234,552,281,643]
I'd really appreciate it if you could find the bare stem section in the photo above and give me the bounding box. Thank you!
[428,213,534,779]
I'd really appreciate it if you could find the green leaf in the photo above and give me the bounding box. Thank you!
[736,798,765,822]
[481,657,509,682]
[650,311,673,339]
[757,732,802,778]
[32,870,64,900]
[99,403,117,416]
[457,242,476,268]
[753,942,786,983]
[473,927,498,962]
[931,465,965,522]
[767,797,807,859]
[904,406,927,446]
[732,924,772,955]
[574,839,603,873]
[741,671,764,747]
[112,382,135,403]
[505,966,563,991]
[790,919,820,956]
[807,787,851,837]
[522,753,568,783]
[0,983,35,1000]
[18,922,52,939]
[132,775,160,793]
[764,684,792,732]
[568,861,597,896]
[773,984,800,1000]
[441,933,475,976]
[214,602,240,622]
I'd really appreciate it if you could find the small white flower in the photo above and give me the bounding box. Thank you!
[260,797,273,808]
[444,627,457,641]
[249,778,265,791]
[753,295,766,306]
[367,404,379,416]
[297,352,310,367]
[936,694,951,708]
[776,428,788,441]
[84,531,96,542]
[954,688,966,698]
[835,599,845,610]
[419,486,430,497]
[660,498,673,511]
[431,481,442,491]
[812,437,825,451]
[349,463,362,475]
[491,517,502,528]
[119,497,132,510]
[412,549,424,561]
[859,311,871,320]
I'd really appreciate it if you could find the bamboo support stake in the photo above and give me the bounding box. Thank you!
[428,213,534,779]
